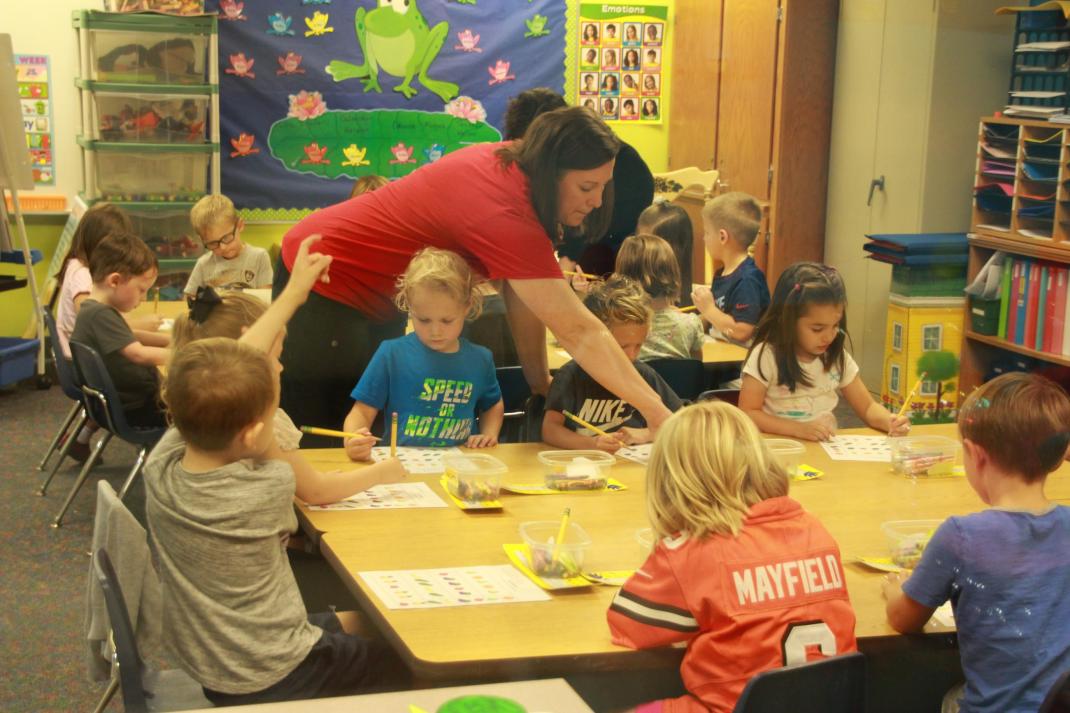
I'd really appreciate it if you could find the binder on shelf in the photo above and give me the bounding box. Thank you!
[1049,266,1067,353]
[1007,259,1023,341]
[1064,282,1070,357]
[1023,261,1041,347]
[998,253,1013,340]
[1036,264,1049,351]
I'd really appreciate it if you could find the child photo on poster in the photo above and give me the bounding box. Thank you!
[644,47,661,70]
[582,97,597,111]
[620,97,639,121]
[624,23,642,46]
[623,48,641,71]
[622,72,639,95]
[582,22,600,44]
[582,47,599,70]
[600,73,619,96]
[602,96,619,120]
[581,72,598,94]
[642,73,660,95]
[602,47,619,71]
[603,22,620,45]
[642,97,660,120]
[645,22,663,45]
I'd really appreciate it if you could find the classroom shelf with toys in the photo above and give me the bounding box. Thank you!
[73,10,219,299]
[961,116,1070,394]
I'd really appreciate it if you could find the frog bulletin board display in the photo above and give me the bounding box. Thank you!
[14,55,55,186]
[577,2,667,124]
[212,0,567,214]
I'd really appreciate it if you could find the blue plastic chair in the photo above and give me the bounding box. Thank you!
[36,310,89,491]
[733,653,866,713]
[646,358,706,403]
[52,342,166,528]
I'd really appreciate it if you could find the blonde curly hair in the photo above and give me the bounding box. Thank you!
[394,248,484,319]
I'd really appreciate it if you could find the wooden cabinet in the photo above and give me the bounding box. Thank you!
[823,0,1011,390]
[667,0,837,285]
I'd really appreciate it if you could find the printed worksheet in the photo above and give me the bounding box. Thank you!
[360,565,551,609]
[616,443,652,465]
[308,482,448,511]
[370,446,463,474]
[820,435,892,462]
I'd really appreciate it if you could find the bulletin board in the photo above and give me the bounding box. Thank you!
[575,3,668,124]
[210,0,567,216]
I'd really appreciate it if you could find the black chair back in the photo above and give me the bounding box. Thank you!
[496,366,540,443]
[733,653,866,713]
[42,310,82,401]
[646,358,705,403]
[93,549,150,713]
[1041,668,1070,713]
[698,388,741,407]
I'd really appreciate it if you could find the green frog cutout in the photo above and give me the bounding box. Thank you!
[327,0,459,102]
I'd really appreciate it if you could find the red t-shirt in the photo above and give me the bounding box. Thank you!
[607,497,858,713]
[281,142,563,320]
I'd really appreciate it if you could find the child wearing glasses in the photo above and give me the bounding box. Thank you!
[184,194,273,296]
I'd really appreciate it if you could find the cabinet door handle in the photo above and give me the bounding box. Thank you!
[867,175,885,206]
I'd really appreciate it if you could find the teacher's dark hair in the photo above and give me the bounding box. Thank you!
[503,87,568,141]
[497,106,620,242]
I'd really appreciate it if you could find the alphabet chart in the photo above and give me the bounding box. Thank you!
[820,436,892,462]
[360,566,550,609]
[371,446,462,474]
[308,482,448,511]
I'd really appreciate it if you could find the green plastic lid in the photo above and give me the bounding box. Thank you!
[437,696,527,713]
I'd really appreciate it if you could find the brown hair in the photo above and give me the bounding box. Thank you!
[496,106,619,243]
[702,191,761,249]
[171,292,267,350]
[502,87,568,141]
[615,233,681,301]
[88,232,158,283]
[958,372,1070,482]
[395,248,484,319]
[748,262,847,393]
[636,200,693,302]
[349,175,389,198]
[56,203,132,283]
[163,337,276,451]
[583,274,652,327]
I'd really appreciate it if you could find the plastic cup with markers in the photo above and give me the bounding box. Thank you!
[520,520,592,578]
[764,438,805,479]
[443,453,505,504]
[537,450,615,491]
[882,519,942,569]
[889,436,960,477]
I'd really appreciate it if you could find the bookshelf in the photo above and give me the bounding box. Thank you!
[961,116,1070,393]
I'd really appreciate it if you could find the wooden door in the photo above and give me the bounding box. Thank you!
[667,0,723,170]
[716,0,780,200]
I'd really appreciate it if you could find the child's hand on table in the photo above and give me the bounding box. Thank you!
[344,429,377,462]
[595,433,626,453]
[618,426,649,444]
[130,314,164,331]
[881,571,909,600]
[466,433,499,448]
[376,457,408,484]
[793,416,836,442]
[285,234,333,301]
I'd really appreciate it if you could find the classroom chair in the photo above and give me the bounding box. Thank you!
[1041,668,1070,713]
[51,342,166,528]
[496,365,542,443]
[697,388,741,407]
[732,653,866,713]
[35,309,89,485]
[646,358,706,403]
[92,549,210,713]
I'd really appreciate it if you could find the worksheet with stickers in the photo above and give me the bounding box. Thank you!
[359,566,551,609]
[820,435,892,462]
[370,446,462,474]
[308,482,448,511]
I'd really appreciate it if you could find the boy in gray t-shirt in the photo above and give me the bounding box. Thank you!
[184,194,272,295]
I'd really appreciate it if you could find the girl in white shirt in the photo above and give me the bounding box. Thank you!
[739,262,910,441]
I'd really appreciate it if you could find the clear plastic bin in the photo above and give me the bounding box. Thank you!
[536,450,615,490]
[764,438,805,478]
[90,91,209,143]
[520,520,592,578]
[890,435,960,477]
[104,0,206,16]
[882,519,942,569]
[443,453,505,504]
[125,206,203,259]
[90,148,208,202]
[87,29,209,85]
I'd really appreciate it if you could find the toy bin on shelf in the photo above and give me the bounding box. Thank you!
[0,338,40,387]
[78,138,211,202]
[123,203,203,259]
[74,11,213,85]
[155,258,198,301]
[80,82,211,143]
[103,0,206,16]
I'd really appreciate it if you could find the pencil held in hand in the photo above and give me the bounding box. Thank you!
[299,426,380,441]
[896,372,927,419]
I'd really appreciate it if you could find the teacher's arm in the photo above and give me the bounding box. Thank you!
[505,278,673,430]
[501,280,552,396]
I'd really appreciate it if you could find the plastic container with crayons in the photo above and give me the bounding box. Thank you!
[443,454,506,504]
[889,436,960,477]
[537,450,615,490]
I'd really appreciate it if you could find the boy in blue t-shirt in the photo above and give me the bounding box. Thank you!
[343,249,504,460]
[882,372,1070,713]
[691,192,770,346]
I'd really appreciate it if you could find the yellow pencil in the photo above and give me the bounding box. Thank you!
[299,426,381,441]
[896,372,927,419]
[390,412,398,458]
[562,410,613,438]
[563,270,602,281]
[549,507,571,567]
[677,305,698,313]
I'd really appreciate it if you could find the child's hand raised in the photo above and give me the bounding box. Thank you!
[344,429,377,462]
[285,234,333,302]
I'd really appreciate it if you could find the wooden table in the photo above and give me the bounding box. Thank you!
[297,425,1070,681]
[546,336,747,370]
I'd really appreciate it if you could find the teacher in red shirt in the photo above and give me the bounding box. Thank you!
[277,107,672,444]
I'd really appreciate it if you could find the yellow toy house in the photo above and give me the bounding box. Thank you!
[881,295,964,423]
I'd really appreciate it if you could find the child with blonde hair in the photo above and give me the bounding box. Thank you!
[543,275,682,452]
[883,372,1070,713]
[615,233,703,360]
[692,192,770,346]
[185,194,272,295]
[608,400,857,712]
[343,248,504,460]
[739,262,910,441]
